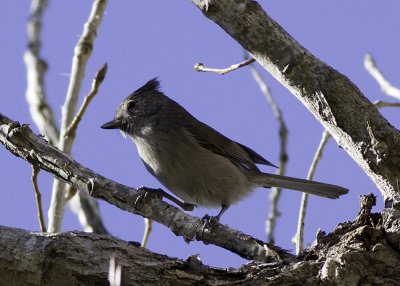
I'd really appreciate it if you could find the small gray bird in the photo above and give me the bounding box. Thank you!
[101,78,348,220]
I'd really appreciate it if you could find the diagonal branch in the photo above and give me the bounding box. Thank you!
[0,113,292,262]
[192,0,400,206]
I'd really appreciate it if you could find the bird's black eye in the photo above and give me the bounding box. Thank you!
[127,100,136,111]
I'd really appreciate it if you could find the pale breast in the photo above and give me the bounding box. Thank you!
[130,126,254,208]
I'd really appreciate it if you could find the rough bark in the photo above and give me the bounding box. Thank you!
[0,195,399,285]
[0,113,290,263]
[192,0,400,207]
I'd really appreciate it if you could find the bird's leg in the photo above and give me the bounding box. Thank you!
[215,204,229,221]
[136,187,195,211]
[202,204,229,223]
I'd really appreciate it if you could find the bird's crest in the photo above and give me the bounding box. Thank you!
[132,78,161,96]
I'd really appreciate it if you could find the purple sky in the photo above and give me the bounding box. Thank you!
[1,1,399,267]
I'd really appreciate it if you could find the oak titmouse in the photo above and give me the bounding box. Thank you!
[101,78,348,220]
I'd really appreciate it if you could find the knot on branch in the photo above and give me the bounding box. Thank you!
[355,193,378,225]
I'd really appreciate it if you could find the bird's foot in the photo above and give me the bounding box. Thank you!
[136,187,195,211]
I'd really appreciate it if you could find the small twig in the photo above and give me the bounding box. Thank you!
[141,218,153,248]
[250,66,288,242]
[364,53,400,100]
[292,130,331,254]
[48,0,108,233]
[65,63,108,139]
[374,100,400,109]
[108,256,122,286]
[31,165,46,232]
[194,58,255,75]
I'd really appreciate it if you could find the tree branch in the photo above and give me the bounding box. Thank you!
[249,66,288,242]
[65,63,108,139]
[292,130,331,254]
[364,53,400,100]
[48,0,108,232]
[194,58,255,75]
[192,0,400,207]
[0,203,399,285]
[31,165,46,232]
[0,113,291,262]
[24,0,59,145]
[24,0,108,235]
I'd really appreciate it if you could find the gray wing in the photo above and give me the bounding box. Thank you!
[184,120,276,171]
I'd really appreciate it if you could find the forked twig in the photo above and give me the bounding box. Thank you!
[48,0,108,233]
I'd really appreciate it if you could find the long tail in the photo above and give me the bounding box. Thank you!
[252,173,349,199]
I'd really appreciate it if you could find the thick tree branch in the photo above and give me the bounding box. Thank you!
[0,225,241,285]
[1,199,399,285]
[192,0,400,207]
[0,113,291,262]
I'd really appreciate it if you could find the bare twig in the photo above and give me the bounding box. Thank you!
[24,0,108,234]
[194,58,255,75]
[364,53,400,100]
[48,0,108,233]
[292,130,331,254]
[141,218,153,248]
[374,100,400,109]
[0,113,293,262]
[250,66,288,242]
[31,165,46,232]
[65,63,108,139]
[108,256,122,286]
[24,0,59,145]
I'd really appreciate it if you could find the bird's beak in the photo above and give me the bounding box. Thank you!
[101,119,121,130]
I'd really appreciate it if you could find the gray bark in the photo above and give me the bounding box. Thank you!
[0,196,399,285]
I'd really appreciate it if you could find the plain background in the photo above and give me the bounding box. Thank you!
[1,1,398,268]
